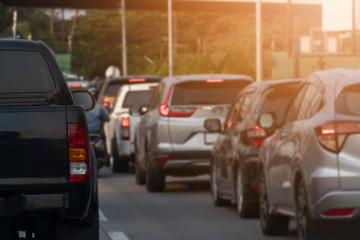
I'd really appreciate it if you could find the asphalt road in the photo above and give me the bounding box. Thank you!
[98,167,298,240]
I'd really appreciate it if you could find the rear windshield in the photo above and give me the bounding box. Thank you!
[106,82,124,97]
[171,80,250,105]
[0,51,54,93]
[336,84,360,116]
[260,82,300,122]
[122,90,155,108]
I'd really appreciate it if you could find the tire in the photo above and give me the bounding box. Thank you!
[236,166,258,218]
[135,160,146,185]
[111,138,128,173]
[56,199,99,240]
[211,160,229,206]
[259,170,289,235]
[296,178,322,240]
[146,163,165,192]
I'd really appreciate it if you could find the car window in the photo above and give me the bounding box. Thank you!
[237,92,252,122]
[171,80,249,106]
[122,90,155,108]
[336,83,360,116]
[106,82,124,97]
[149,82,164,110]
[284,83,308,123]
[0,51,54,93]
[260,82,300,124]
[224,101,240,130]
[297,84,323,119]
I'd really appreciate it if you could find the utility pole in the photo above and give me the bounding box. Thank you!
[352,0,356,55]
[12,10,17,38]
[121,0,128,76]
[168,0,174,77]
[256,0,262,81]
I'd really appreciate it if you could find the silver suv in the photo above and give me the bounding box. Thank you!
[258,69,360,239]
[134,74,253,192]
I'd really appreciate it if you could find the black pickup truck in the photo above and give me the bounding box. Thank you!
[0,39,98,239]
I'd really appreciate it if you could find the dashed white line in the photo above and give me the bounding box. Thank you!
[109,232,131,240]
[99,209,108,222]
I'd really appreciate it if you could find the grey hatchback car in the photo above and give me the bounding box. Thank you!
[134,74,253,192]
[258,69,360,239]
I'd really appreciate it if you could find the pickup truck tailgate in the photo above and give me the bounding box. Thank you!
[0,106,68,184]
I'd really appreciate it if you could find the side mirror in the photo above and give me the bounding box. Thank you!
[204,119,222,132]
[259,113,275,129]
[72,91,95,111]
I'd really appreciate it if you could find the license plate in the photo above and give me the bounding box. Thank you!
[205,133,218,144]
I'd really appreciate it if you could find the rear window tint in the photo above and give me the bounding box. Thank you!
[171,80,250,105]
[260,82,300,123]
[106,82,124,97]
[0,51,54,93]
[336,84,360,116]
[122,90,155,108]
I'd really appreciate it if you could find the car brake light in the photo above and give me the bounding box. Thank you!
[68,124,90,182]
[169,107,196,117]
[159,86,196,117]
[158,156,174,164]
[70,84,81,88]
[103,101,110,107]
[121,117,130,140]
[247,124,267,147]
[323,208,354,217]
[205,79,224,83]
[159,86,173,117]
[129,78,146,82]
[316,121,360,152]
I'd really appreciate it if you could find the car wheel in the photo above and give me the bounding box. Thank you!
[146,163,165,192]
[135,159,146,185]
[236,166,258,218]
[111,138,128,173]
[259,170,289,235]
[296,178,321,240]
[56,198,99,240]
[211,160,228,206]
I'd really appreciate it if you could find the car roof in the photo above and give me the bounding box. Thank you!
[244,78,302,90]
[162,74,253,86]
[0,39,45,51]
[307,69,360,96]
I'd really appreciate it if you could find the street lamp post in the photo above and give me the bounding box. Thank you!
[256,0,262,81]
[121,0,128,76]
[168,0,174,77]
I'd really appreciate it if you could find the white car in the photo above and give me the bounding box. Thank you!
[104,82,158,172]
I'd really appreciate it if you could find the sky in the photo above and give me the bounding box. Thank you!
[322,0,360,31]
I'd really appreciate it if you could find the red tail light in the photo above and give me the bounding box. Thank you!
[159,86,196,117]
[169,107,196,117]
[103,101,110,107]
[158,156,174,164]
[129,78,145,82]
[121,117,130,140]
[70,84,81,88]
[247,124,267,147]
[316,121,360,152]
[323,208,354,217]
[68,124,90,182]
[159,86,173,117]
[205,79,224,83]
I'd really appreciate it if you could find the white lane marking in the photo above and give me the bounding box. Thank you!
[99,209,108,222]
[109,232,130,240]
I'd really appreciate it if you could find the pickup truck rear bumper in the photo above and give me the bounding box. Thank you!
[0,183,92,220]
